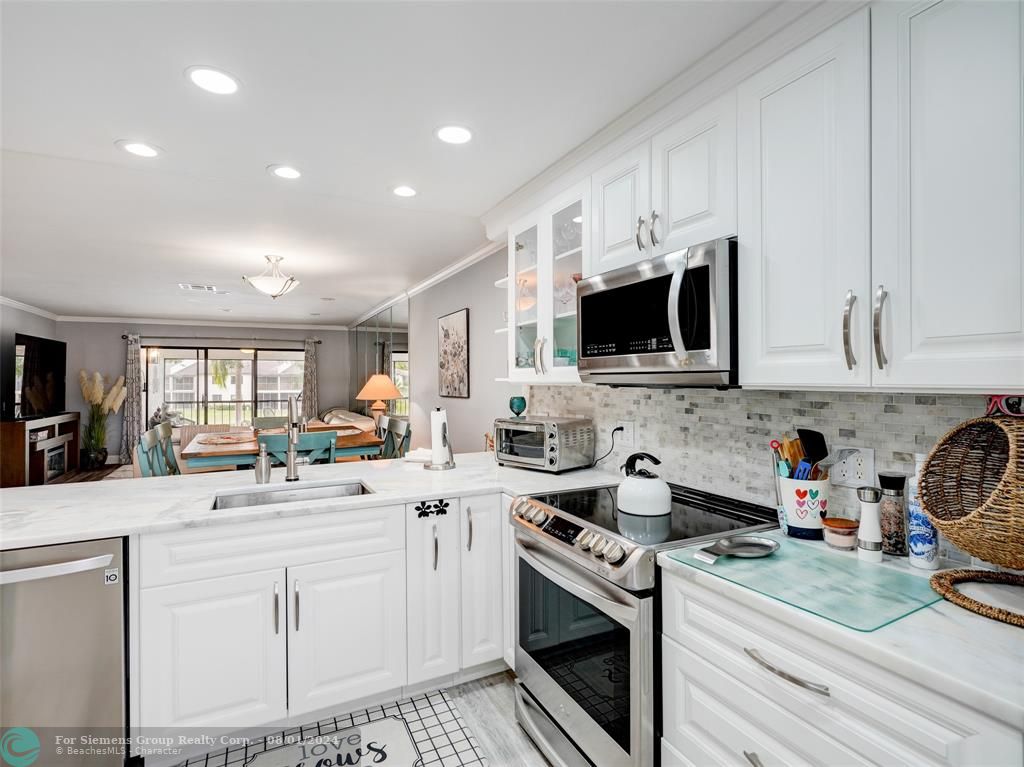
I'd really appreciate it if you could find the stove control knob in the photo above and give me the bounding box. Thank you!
[576,530,594,549]
[522,506,538,522]
[531,509,549,525]
[602,543,626,564]
[589,535,608,556]
[512,500,528,517]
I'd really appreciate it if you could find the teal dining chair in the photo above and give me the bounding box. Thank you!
[380,419,411,459]
[136,428,170,477]
[254,416,288,429]
[257,431,337,466]
[155,421,180,475]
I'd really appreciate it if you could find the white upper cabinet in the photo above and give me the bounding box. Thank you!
[507,181,587,383]
[287,552,406,717]
[590,143,652,276]
[650,92,738,257]
[871,0,1024,391]
[738,9,872,388]
[588,91,738,279]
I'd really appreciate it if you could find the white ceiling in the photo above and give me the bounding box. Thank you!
[1,1,779,325]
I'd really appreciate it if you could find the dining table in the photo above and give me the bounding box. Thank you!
[181,424,385,470]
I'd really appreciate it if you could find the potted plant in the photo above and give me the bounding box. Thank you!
[79,370,126,470]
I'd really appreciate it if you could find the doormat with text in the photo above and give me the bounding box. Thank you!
[177,690,486,767]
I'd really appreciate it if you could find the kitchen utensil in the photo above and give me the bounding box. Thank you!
[857,486,883,563]
[793,459,814,480]
[780,436,804,468]
[797,428,829,465]
[770,448,787,535]
[693,535,780,565]
[617,452,672,516]
[878,472,908,556]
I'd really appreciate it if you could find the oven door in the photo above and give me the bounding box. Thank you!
[576,237,734,386]
[496,422,547,466]
[515,534,653,767]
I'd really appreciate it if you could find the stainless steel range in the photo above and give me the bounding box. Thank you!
[511,484,776,767]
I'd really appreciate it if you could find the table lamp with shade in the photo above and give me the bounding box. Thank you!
[356,373,402,423]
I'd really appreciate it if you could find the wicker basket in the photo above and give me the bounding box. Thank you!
[920,416,1024,570]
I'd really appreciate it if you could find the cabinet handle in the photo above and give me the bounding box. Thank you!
[744,751,765,767]
[743,647,830,697]
[533,337,541,375]
[538,338,547,375]
[635,216,646,252]
[648,210,659,247]
[873,284,889,370]
[466,506,474,552]
[842,289,857,371]
[273,582,280,635]
[294,580,300,632]
[433,524,439,571]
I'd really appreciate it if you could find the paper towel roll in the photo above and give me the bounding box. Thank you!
[430,408,448,466]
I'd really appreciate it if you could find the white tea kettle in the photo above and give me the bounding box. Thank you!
[617,452,672,517]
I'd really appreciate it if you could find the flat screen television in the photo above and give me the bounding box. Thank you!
[12,333,67,418]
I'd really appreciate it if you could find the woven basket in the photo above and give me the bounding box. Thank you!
[920,416,1024,570]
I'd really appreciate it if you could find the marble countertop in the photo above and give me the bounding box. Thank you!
[0,452,622,550]
[658,543,1024,731]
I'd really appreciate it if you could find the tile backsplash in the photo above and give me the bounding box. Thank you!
[528,386,989,562]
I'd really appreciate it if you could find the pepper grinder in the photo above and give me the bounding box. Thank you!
[878,472,908,556]
[857,486,883,563]
[254,443,272,484]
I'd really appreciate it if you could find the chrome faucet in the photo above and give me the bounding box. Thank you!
[285,395,302,482]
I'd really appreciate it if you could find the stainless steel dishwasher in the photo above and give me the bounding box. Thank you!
[1,537,126,766]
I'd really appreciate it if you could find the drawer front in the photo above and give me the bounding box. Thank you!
[662,572,1022,766]
[141,506,405,587]
[662,635,865,767]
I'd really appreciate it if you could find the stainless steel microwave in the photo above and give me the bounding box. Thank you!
[576,237,737,387]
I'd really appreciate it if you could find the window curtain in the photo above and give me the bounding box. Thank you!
[302,338,319,420]
[118,334,142,464]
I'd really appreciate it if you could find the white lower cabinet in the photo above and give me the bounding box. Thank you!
[287,552,406,717]
[140,568,288,729]
[660,571,1023,767]
[501,493,516,669]
[460,494,504,668]
[406,499,461,685]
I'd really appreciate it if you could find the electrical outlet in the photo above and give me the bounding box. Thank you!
[616,421,635,448]
[830,446,875,488]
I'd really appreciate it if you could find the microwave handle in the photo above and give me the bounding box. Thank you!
[667,250,689,362]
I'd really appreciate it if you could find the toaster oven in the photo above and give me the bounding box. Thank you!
[494,417,595,473]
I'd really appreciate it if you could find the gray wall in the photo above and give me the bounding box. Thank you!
[0,303,59,417]
[409,249,522,453]
[55,321,350,454]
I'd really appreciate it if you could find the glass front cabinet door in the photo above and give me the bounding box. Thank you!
[507,181,588,383]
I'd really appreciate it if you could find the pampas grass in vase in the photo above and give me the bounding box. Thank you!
[79,370,126,468]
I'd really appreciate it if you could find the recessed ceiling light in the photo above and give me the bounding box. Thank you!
[310,312,321,316]
[116,140,161,158]
[221,308,232,313]
[436,125,472,145]
[393,185,417,197]
[320,297,336,302]
[267,164,301,180]
[186,66,239,95]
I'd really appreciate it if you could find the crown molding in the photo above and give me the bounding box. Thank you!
[54,315,349,331]
[0,296,59,321]
[348,238,505,328]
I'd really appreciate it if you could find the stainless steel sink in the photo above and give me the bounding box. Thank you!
[212,480,372,510]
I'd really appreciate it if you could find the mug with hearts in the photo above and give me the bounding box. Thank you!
[779,478,830,540]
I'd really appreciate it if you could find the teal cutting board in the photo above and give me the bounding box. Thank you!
[665,531,942,632]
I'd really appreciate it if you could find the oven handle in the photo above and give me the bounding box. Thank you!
[515,534,641,628]
[667,249,689,363]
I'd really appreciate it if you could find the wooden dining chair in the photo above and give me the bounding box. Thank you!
[136,428,169,477]
[257,432,337,466]
[254,416,288,429]
[155,421,180,475]
[380,419,411,459]
[376,415,390,440]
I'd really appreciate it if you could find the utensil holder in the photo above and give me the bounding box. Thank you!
[779,478,830,540]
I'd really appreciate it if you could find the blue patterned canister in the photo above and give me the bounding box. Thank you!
[907,453,938,570]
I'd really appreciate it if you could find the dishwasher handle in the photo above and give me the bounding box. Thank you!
[0,554,113,586]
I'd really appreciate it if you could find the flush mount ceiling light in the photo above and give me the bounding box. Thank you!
[243,255,300,299]
[115,139,162,158]
[393,185,417,197]
[186,66,239,95]
[436,125,472,145]
[267,164,301,180]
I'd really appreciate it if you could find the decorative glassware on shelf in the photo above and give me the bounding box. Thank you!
[509,396,527,417]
